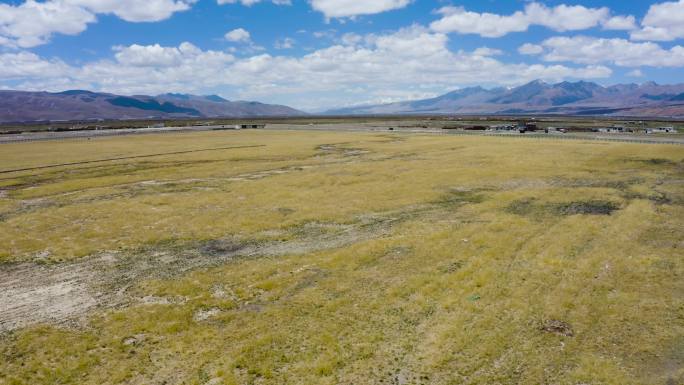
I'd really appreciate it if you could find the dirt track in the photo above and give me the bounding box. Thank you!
[0,145,265,174]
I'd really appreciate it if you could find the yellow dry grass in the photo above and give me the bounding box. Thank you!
[0,129,683,384]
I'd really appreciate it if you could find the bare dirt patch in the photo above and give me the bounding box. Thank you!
[0,260,99,332]
[0,203,424,333]
[193,307,221,322]
[540,319,574,337]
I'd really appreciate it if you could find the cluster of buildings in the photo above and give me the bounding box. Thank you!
[213,123,266,130]
[487,122,539,133]
[460,122,678,135]
[644,127,677,134]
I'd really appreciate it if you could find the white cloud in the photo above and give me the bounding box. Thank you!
[0,0,296,48]
[274,37,295,49]
[528,36,684,67]
[340,32,362,45]
[602,15,637,31]
[472,47,503,57]
[309,0,411,19]
[75,42,237,94]
[0,27,613,110]
[0,0,96,48]
[217,0,291,6]
[313,29,337,39]
[369,26,447,57]
[431,2,618,37]
[0,0,196,48]
[113,42,223,67]
[430,6,528,38]
[627,69,644,77]
[631,0,684,41]
[225,28,252,43]
[0,51,72,79]
[525,3,609,32]
[518,43,543,55]
[67,0,197,22]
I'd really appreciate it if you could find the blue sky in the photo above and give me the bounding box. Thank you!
[0,0,683,111]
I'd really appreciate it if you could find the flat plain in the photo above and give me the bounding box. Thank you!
[0,128,683,384]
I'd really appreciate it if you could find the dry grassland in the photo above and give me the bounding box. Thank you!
[0,129,683,384]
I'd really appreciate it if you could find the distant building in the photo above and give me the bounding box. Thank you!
[561,126,594,133]
[490,124,516,131]
[595,126,625,133]
[645,127,676,134]
[213,123,267,130]
[235,123,266,129]
[517,121,538,133]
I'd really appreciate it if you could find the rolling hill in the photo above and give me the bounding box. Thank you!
[0,90,305,122]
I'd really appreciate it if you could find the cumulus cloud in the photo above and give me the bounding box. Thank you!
[0,51,72,79]
[430,2,632,37]
[309,0,411,19]
[430,6,528,38]
[631,0,684,41]
[68,0,197,22]
[0,1,96,48]
[525,3,609,32]
[0,27,613,109]
[526,36,684,67]
[0,0,196,48]
[225,28,252,43]
[113,42,229,67]
[76,42,237,94]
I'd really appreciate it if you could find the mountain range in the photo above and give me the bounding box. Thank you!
[2,81,684,123]
[0,90,305,122]
[326,80,684,117]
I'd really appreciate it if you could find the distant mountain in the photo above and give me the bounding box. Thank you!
[328,87,501,115]
[326,80,684,117]
[0,90,305,122]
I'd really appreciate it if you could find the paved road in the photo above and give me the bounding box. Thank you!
[1,123,683,145]
[0,125,232,144]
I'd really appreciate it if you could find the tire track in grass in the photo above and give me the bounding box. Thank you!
[0,144,266,174]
